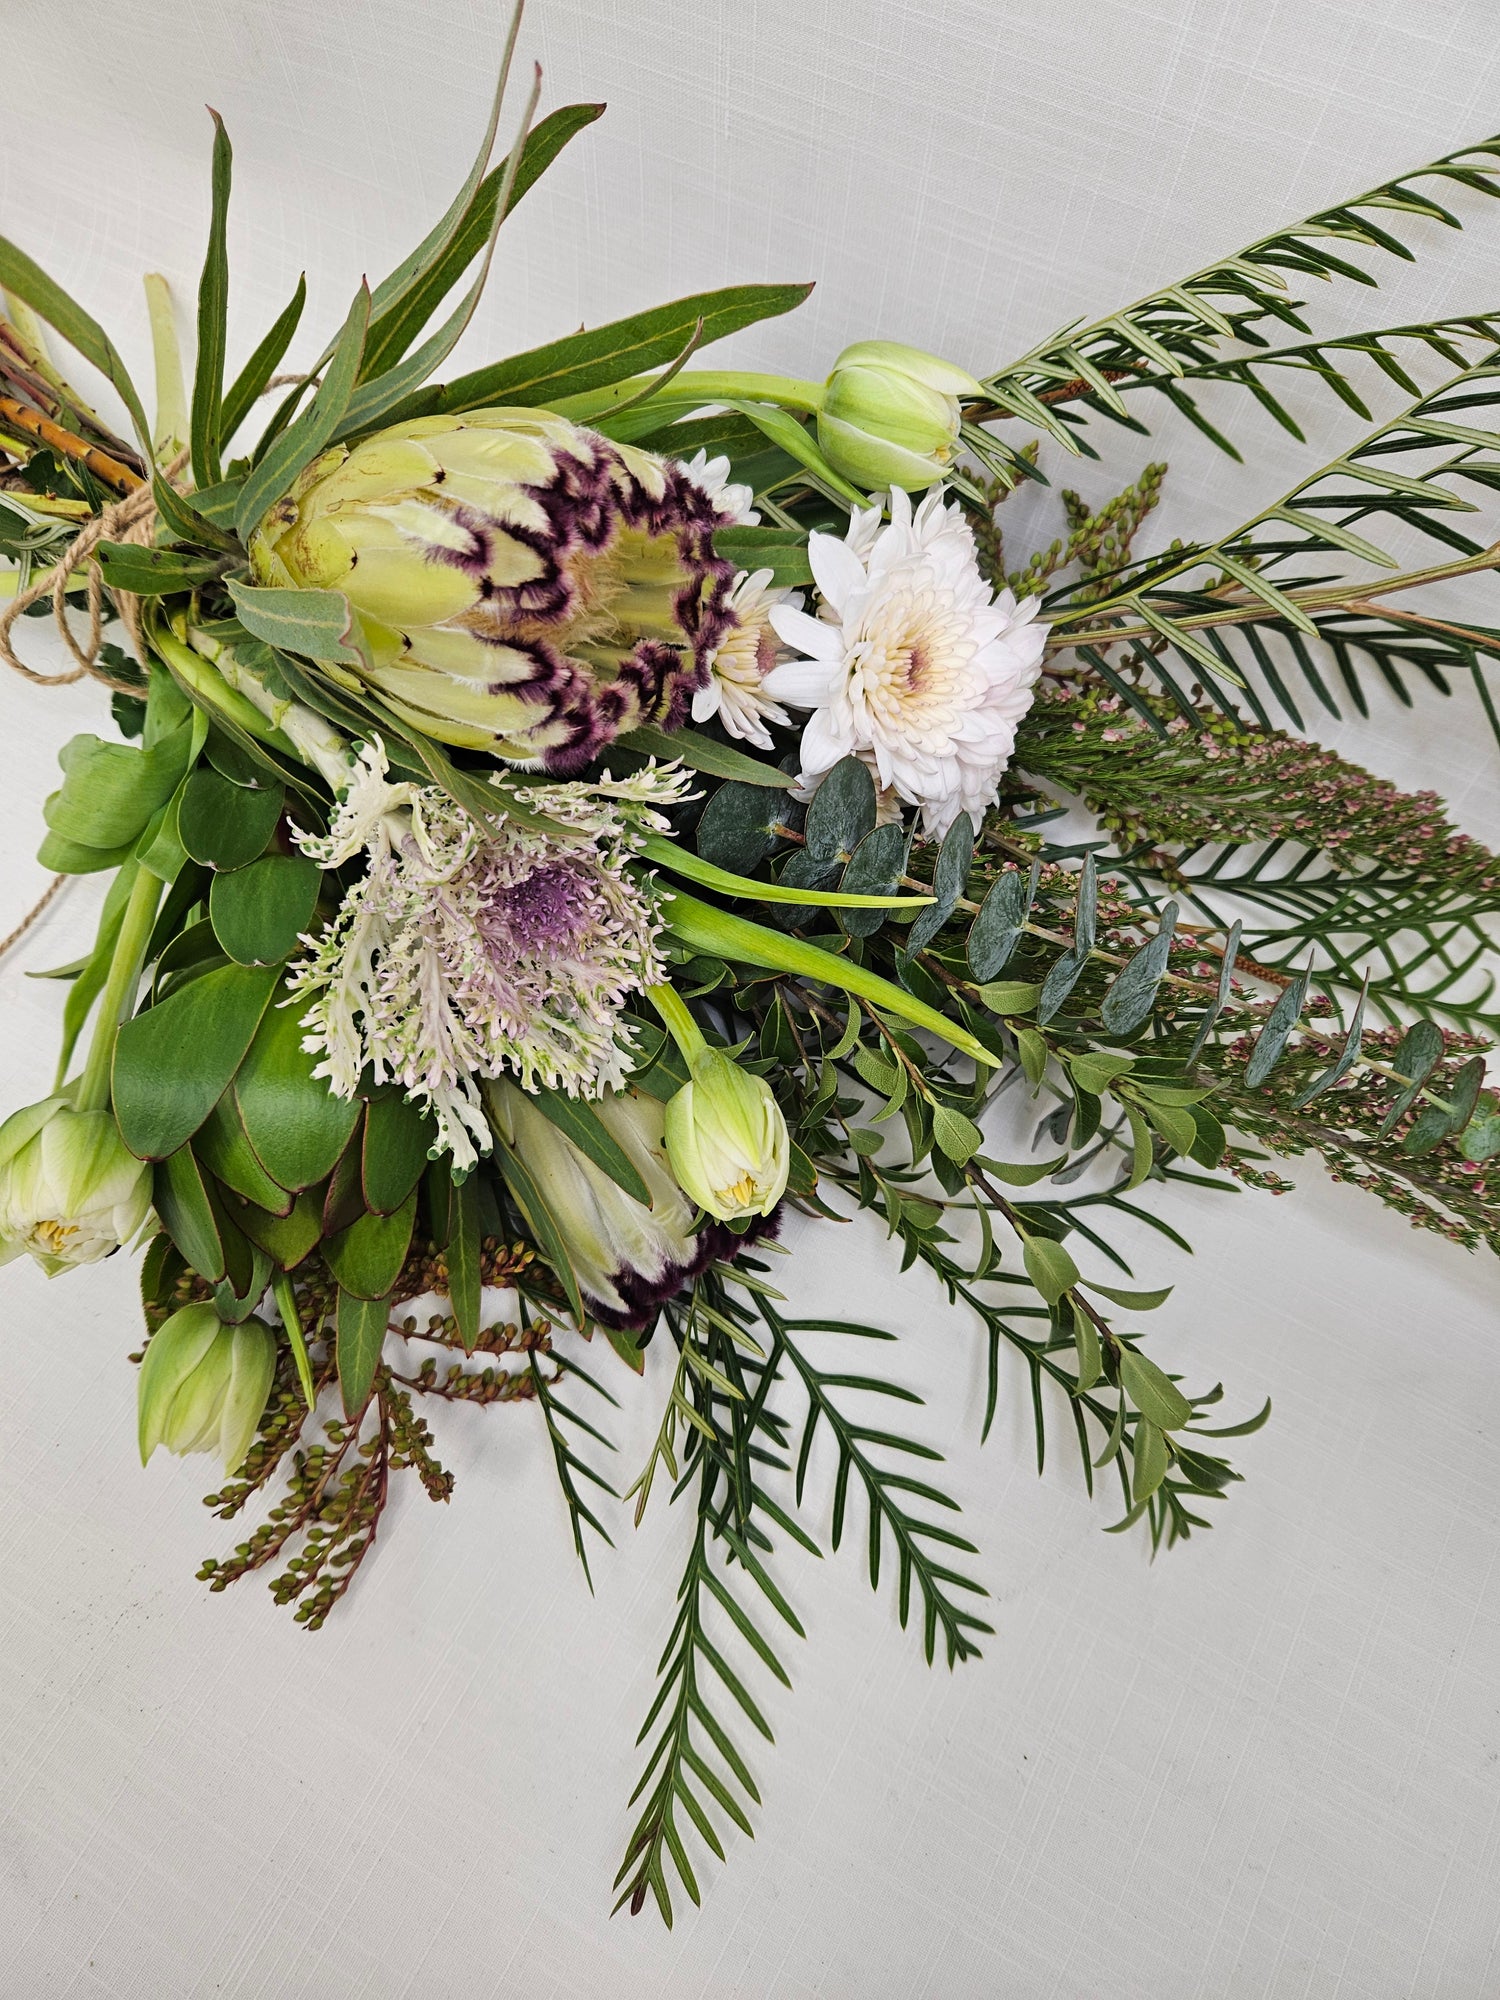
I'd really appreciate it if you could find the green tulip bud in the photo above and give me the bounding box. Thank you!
[818,339,983,491]
[137,1303,277,1475]
[0,1097,152,1277]
[663,1050,790,1222]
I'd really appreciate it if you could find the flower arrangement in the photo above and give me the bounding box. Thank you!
[2,13,1499,1923]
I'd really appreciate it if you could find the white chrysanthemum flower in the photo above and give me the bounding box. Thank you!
[764,487,1046,837]
[677,449,759,525]
[287,741,666,1171]
[691,568,798,750]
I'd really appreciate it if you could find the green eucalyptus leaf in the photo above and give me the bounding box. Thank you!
[1377,1019,1446,1135]
[905,812,973,956]
[1037,951,1086,1024]
[1244,966,1311,1088]
[114,963,278,1159]
[967,861,1037,982]
[804,757,876,862]
[838,822,909,939]
[1100,902,1178,1036]
[233,995,362,1190]
[695,780,787,875]
[209,853,321,965]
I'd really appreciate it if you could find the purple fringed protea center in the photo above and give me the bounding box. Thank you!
[251,407,739,775]
[490,1077,782,1336]
[594,1210,783,1339]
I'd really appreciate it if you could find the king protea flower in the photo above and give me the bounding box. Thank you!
[250,409,737,774]
[764,488,1046,837]
[287,741,687,1169]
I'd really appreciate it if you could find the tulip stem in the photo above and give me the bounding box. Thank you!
[272,1269,318,1410]
[553,369,825,424]
[645,981,708,1067]
[75,864,163,1114]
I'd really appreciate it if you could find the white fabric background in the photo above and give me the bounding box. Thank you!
[3,2,1500,1993]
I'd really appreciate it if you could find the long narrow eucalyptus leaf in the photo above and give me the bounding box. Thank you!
[637,833,931,909]
[337,65,542,436]
[220,275,307,446]
[234,282,370,540]
[190,111,232,487]
[660,888,999,1067]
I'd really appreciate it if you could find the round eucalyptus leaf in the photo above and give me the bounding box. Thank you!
[696,780,787,875]
[837,821,909,937]
[210,854,321,966]
[179,766,284,869]
[804,756,875,862]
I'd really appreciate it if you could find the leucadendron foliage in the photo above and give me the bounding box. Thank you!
[2,8,1499,1924]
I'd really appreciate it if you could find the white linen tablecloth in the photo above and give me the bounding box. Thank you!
[2,3,1499,1992]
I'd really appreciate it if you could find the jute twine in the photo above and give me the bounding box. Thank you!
[0,446,191,696]
[0,447,193,956]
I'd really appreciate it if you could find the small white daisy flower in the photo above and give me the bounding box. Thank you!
[692,568,799,750]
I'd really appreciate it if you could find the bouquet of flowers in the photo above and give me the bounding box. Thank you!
[3,12,1498,1921]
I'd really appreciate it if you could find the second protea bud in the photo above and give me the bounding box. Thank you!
[250,408,738,774]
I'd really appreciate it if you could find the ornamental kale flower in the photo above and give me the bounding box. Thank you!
[249,409,738,774]
[765,487,1046,838]
[287,741,689,1170]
